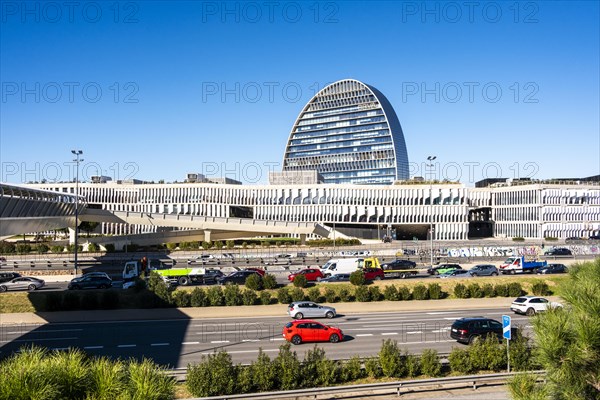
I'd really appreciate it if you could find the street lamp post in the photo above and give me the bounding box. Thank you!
[72,150,83,275]
[427,156,437,268]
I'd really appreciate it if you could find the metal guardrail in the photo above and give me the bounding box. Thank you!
[184,370,546,400]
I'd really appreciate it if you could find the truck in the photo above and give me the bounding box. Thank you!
[320,258,362,277]
[122,260,212,288]
[499,256,547,274]
[362,257,419,279]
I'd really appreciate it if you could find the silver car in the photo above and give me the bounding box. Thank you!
[0,277,45,292]
[288,301,336,319]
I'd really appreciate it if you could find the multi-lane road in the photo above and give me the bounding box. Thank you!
[0,307,532,368]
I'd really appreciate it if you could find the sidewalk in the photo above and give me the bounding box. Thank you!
[0,296,560,325]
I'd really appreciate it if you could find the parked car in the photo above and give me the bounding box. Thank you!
[437,269,472,279]
[0,277,45,292]
[450,317,503,344]
[320,273,351,283]
[543,248,572,256]
[68,275,112,290]
[469,264,499,277]
[589,235,600,240]
[288,268,324,282]
[287,301,336,319]
[537,264,568,274]
[216,270,261,285]
[282,319,343,345]
[427,264,462,275]
[201,269,225,284]
[565,237,582,242]
[381,259,417,270]
[510,296,563,316]
[78,271,112,280]
[363,268,384,281]
[0,271,21,284]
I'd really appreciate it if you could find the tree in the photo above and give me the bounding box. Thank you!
[524,260,600,400]
[78,221,99,237]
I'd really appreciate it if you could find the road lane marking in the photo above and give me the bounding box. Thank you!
[426,312,460,315]
[117,344,136,348]
[242,339,260,342]
[151,343,170,346]
[6,328,83,335]
[406,331,423,334]
[381,332,398,335]
[84,346,104,349]
[182,341,200,345]
[210,340,230,344]
[356,334,373,337]
[273,338,285,341]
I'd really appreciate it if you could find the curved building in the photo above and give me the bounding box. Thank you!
[282,79,409,185]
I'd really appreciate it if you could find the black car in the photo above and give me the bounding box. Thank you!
[68,276,112,290]
[544,248,572,256]
[537,263,568,274]
[589,235,600,240]
[216,270,260,285]
[320,273,351,283]
[450,317,503,344]
[0,271,21,284]
[202,269,225,284]
[382,259,417,270]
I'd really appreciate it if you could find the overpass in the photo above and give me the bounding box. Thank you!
[0,183,332,243]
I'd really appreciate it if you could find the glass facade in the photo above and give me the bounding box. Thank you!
[283,79,409,184]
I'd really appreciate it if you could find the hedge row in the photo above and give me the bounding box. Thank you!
[0,346,175,400]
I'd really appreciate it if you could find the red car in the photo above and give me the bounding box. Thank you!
[245,267,266,277]
[363,268,384,281]
[282,319,344,345]
[288,268,324,282]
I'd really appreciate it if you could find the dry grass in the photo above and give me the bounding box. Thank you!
[0,292,37,313]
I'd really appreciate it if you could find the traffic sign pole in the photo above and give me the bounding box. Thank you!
[502,315,512,372]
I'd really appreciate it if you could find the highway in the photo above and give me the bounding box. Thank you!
[0,307,532,368]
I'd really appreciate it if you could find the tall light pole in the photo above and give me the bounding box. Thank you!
[72,150,83,275]
[427,156,437,267]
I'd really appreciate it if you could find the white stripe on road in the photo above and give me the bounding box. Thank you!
[356,334,373,337]
[381,332,398,336]
[406,331,423,334]
[242,339,260,342]
[117,344,136,348]
[84,346,103,350]
[273,338,285,341]
[210,340,230,344]
[426,312,460,315]
[182,341,200,345]
[150,343,169,346]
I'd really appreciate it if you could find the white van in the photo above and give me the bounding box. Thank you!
[321,258,362,277]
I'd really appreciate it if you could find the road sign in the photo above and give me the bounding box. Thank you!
[502,315,511,340]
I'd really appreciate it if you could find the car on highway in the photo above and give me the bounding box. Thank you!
[468,264,499,277]
[68,275,112,290]
[216,270,261,285]
[381,259,417,270]
[436,269,472,279]
[363,267,384,281]
[427,264,462,275]
[201,269,225,284]
[78,271,112,280]
[510,296,563,316]
[0,271,21,284]
[320,273,351,283]
[450,317,503,344]
[282,319,343,345]
[245,267,266,277]
[287,301,336,319]
[543,248,572,256]
[0,276,45,292]
[565,237,582,242]
[288,268,324,282]
[188,254,220,265]
[537,263,568,274]
[589,235,600,240]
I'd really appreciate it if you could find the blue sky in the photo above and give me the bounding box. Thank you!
[1,1,599,186]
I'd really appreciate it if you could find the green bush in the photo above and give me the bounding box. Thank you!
[454,283,470,298]
[364,357,381,378]
[427,283,443,299]
[273,343,301,390]
[340,356,364,381]
[468,283,484,298]
[104,243,115,252]
[147,273,172,306]
[0,241,16,254]
[512,237,525,241]
[44,292,62,311]
[62,292,81,311]
[226,240,235,249]
[383,285,399,301]
[291,287,305,302]
[324,288,337,303]
[245,274,263,291]
[315,354,339,386]
[494,283,510,297]
[509,331,536,371]
[301,346,326,388]
[405,353,421,377]
[172,290,191,307]
[51,245,64,253]
[87,243,98,252]
[355,285,371,302]
[242,289,258,306]
[187,350,237,397]
[36,243,49,254]
[292,274,307,288]
[206,286,225,306]
[201,241,211,250]
[378,339,404,377]
[190,288,208,307]
[448,347,473,374]
[482,283,496,297]
[100,290,119,309]
[126,358,175,399]
[507,372,548,400]
[224,284,243,306]
[338,288,353,302]
[468,335,506,372]
[307,287,322,302]
[259,291,272,305]
[368,286,382,301]
[251,349,277,392]
[16,243,32,254]
[531,280,551,296]
[262,274,278,289]
[508,282,523,297]
[420,349,442,377]
[412,284,429,300]
[277,288,292,304]
[67,244,82,253]
[88,357,126,399]
[166,242,177,251]
[81,291,99,310]
[397,286,411,300]
[349,270,365,286]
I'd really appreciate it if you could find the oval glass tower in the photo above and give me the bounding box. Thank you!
[282,79,409,184]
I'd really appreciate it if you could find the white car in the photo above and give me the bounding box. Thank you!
[510,296,563,316]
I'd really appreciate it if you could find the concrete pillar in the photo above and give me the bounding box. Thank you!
[204,230,212,243]
[300,234,306,245]
[68,227,76,244]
